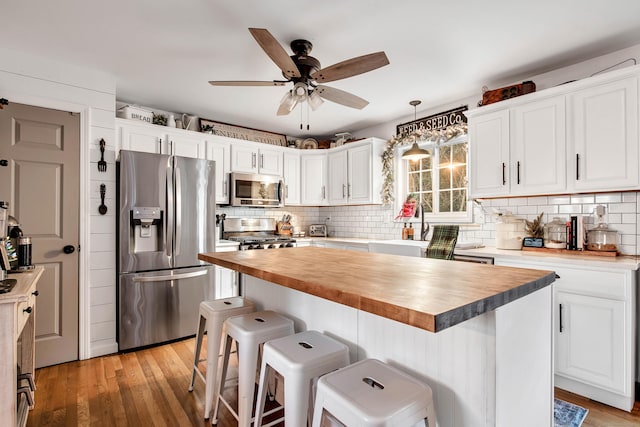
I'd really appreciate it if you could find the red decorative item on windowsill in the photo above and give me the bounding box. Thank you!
[395,194,418,220]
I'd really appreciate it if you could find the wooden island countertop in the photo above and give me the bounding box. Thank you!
[199,246,555,332]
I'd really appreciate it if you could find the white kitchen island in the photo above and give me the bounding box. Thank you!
[199,247,556,427]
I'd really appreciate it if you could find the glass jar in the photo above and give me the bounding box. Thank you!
[544,217,566,249]
[586,223,619,252]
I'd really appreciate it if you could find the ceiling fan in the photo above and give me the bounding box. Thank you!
[209,28,390,116]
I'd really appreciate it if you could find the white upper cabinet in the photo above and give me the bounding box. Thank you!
[166,132,206,159]
[467,67,640,198]
[327,138,385,205]
[468,109,510,197]
[116,118,205,159]
[283,151,301,205]
[231,141,284,176]
[510,96,566,195]
[568,77,639,192]
[300,151,328,205]
[117,119,165,154]
[206,135,232,205]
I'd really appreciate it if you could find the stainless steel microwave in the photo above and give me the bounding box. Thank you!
[229,172,284,207]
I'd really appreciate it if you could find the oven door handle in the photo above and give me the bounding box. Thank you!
[132,270,208,282]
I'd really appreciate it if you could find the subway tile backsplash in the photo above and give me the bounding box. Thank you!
[217,190,639,255]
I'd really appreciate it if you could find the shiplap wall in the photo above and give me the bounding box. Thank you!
[0,47,118,359]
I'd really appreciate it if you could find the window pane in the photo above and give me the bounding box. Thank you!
[452,142,467,164]
[421,192,433,213]
[452,165,466,189]
[439,190,451,212]
[421,155,432,170]
[408,172,420,192]
[439,167,451,189]
[439,146,451,165]
[408,159,420,172]
[421,170,432,190]
[452,189,467,212]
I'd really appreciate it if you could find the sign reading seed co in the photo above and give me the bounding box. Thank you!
[396,106,468,135]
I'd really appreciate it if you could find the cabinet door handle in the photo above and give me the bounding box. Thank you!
[575,153,580,180]
[159,138,163,154]
[559,303,564,333]
[169,140,174,154]
[501,162,506,185]
[223,180,227,196]
[260,154,264,169]
[285,184,289,198]
[23,306,33,314]
[32,290,40,297]
[252,153,256,168]
[517,161,521,184]
[342,184,346,198]
[348,183,351,197]
[322,186,325,200]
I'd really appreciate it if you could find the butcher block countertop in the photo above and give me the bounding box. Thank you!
[199,247,555,332]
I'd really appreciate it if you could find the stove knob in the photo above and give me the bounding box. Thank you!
[285,242,294,248]
[254,244,264,249]
[268,244,276,249]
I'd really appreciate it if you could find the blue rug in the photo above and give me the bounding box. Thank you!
[554,398,588,427]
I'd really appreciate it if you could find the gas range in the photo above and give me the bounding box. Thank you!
[222,217,296,251]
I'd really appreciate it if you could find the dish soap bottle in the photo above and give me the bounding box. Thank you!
[408,223,414,240]
[402,223,408,240]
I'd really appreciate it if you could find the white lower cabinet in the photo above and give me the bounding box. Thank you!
[495,257,636,411]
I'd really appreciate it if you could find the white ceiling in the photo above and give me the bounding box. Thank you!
[4,0,640,139]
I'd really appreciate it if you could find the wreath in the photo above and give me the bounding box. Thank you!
[381,123,468,206]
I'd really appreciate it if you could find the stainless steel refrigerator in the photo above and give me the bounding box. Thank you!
[117,150,216,351]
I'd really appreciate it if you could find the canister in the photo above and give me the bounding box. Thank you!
[18,236,32,268]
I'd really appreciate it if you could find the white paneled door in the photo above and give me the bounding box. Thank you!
[0,102,80,368]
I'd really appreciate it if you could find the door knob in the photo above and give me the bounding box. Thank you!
[63,245,76,254]
[0,159,8,167]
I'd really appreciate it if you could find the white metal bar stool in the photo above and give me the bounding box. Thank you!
[311,358,436,427]
[213,310,295,427]
[254,330,350,427]
[188,297,256,419]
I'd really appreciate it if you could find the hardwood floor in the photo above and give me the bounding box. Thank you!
[26,337,640,426]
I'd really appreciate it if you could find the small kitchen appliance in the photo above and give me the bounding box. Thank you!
[223,218,296,250]
[228,172,284,208]
[308,224,327,237]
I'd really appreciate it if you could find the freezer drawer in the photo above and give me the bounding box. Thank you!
[118,266,214,351]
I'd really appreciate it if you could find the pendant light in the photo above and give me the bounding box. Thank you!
[402,100,430,162]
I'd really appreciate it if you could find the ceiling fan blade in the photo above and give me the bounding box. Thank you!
[310,52,389,83]
[209,80,287,87]
[249,28,301,79]
[315,85,369,109]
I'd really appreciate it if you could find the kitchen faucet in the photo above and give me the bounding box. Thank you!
[414,203,430,241]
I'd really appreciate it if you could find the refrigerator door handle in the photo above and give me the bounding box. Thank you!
[175,165,182,256]
[132,269,208,282]
[166,160,174,260]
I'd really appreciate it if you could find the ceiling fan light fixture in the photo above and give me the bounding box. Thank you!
[277,90,298,115]
[308,89,324,110]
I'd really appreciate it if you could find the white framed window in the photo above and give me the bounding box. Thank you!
[395,134,472,222]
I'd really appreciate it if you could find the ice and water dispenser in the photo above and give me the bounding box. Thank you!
[130,207,163,253]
